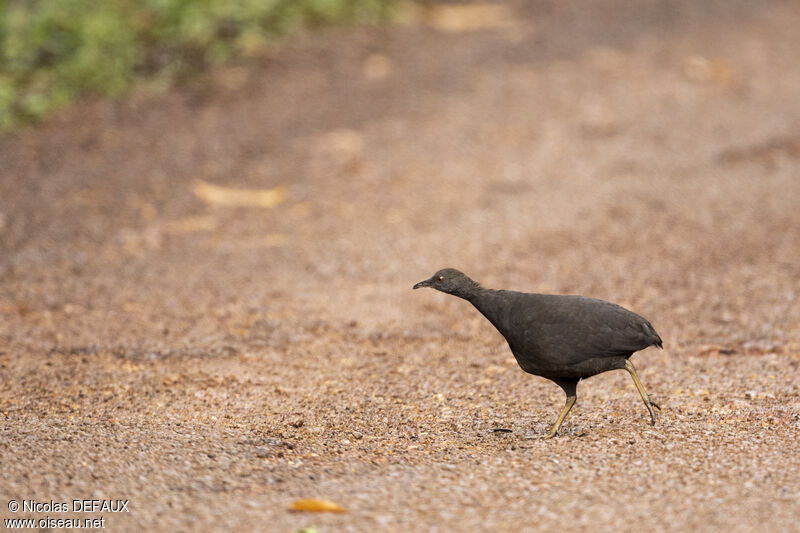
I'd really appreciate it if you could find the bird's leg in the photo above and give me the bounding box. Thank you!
[542,395,576,439]
[624,360,658,425]
[534,378,579,439]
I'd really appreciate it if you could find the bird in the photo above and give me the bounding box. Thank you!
[413,268,663,438]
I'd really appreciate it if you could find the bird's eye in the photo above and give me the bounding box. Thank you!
[436,276,443,283]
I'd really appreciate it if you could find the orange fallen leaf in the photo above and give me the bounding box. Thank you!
[193,180,286,208]
[289,499,348,513]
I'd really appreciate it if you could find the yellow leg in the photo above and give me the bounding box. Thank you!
[542,395,577,439]
[625,360,658,425]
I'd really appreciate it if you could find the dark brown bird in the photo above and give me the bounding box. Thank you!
[413,268,663,438]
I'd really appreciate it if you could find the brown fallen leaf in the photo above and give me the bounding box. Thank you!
[289,498,348,513]
[162,374,183,386]
[424,3,517,33]
[167,215,218,234]
[484,365,506,375]
[120,361,143,373]
[682,55,735,86]
[193,180,287,208]
[363,53,393,81]
[318,128,365,156]
[697,345,737,356]
[0,301,28,315]
[121,301,143,313]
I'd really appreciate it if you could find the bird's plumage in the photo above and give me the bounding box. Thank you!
[470,290,662,378]
[414,268,664,436]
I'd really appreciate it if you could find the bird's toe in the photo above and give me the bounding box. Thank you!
[649,397,661,410]
[522,431,557,440]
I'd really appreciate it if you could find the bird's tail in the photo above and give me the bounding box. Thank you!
[644,320,663,349]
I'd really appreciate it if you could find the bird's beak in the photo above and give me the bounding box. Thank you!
[413,277,432,290]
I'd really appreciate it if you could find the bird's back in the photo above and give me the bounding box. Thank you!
[470,290,662,376]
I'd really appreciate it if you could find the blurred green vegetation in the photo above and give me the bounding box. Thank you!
[0,0,394,131]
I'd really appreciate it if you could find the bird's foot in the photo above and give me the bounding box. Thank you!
[649,396,661,411]
[523,430,558,440]
[646,396,660,425]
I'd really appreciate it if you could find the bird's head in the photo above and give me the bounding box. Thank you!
[413,268,482,299]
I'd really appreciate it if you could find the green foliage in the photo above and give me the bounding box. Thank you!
[0,0,394,131]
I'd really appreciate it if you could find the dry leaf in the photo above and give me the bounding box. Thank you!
[163,374,182,386]
[683,55,735,86]
[697,345,737,356]
[363,53,392,81]
[319,129,365,156]
[120,361,143,373]
[484,365,506,375]
[121,302,143,313]
[424,4,516,33]
[0,301,27,315]
[193,180,287,208]
[289,498,348,513]
[167,216,218,234]
[260,233,288,247]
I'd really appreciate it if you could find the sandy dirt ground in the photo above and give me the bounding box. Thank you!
[1,1,800,531]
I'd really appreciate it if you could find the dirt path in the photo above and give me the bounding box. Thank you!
[2,1,800,531]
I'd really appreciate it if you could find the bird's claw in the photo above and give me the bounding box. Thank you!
[522,431,557,440]
[649,397,661,410]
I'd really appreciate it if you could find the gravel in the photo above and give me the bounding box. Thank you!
[1,1,799,531]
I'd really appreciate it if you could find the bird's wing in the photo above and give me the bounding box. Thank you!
[471,291,660,366]
[505,294,659,365]
[568,297,660,358]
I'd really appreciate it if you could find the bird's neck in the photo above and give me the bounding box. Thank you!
[468,289,509,334]
[453,281,484,301]
[466,288,496,309]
